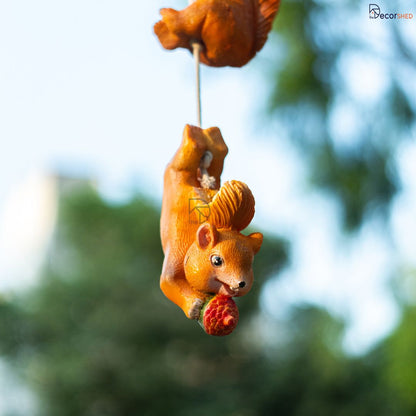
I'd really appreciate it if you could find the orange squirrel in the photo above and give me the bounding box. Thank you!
[160,125,263,319]
[154,0,281,67]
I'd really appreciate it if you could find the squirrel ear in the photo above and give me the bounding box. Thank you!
[196,223,218,250]
[248,232,263,255]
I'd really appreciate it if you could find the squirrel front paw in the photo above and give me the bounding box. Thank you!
[188,298,204,320]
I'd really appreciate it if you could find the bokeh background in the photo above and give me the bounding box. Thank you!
[1,0,416,414]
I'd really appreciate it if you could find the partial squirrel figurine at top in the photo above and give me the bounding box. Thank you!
[160,125,263,319]
[154,0,281,67]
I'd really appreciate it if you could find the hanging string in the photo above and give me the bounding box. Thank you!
[188,1,214,188]
[194,49,214,189]
[192,41,202,128]
[188,0,202,127]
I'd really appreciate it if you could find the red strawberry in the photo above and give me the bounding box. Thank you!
[199,295,239,336]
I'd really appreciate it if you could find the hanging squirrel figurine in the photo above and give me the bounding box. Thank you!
[154,0,281,67]
[160,125,263,320]
[155,0,280,333]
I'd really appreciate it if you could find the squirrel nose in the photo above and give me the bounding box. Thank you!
[238,281,246,288]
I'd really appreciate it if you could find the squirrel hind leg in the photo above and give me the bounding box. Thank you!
[200,128,228,188]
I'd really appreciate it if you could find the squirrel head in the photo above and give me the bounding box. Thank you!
[184,223,263,297]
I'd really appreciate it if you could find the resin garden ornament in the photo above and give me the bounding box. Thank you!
[155,0,281,335]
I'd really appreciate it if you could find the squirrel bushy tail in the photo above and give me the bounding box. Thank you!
[209,180,255,231]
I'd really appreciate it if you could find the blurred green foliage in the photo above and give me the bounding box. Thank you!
[267,0,415,230]
[0,185,415,415]
[1,185,287,415]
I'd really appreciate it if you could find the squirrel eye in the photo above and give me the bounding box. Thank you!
[210,255,224,267]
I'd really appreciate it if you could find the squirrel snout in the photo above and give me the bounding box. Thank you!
[230,280,246,291]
